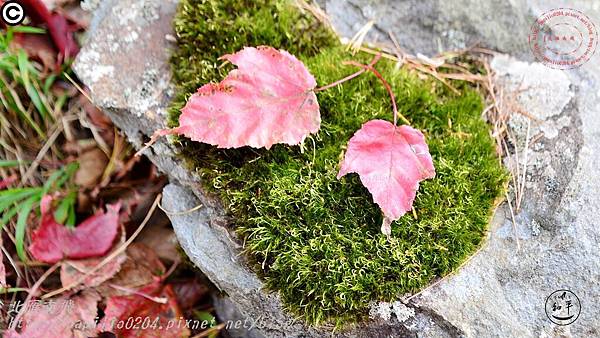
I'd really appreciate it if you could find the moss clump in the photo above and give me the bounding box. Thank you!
[170,0,507,326]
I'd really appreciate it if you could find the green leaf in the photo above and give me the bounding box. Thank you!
[0,206,19,232]
[16,195,38,262]
[17,50,48,120]
[0,74,43,136]
[0,187,36,198]
[5,28,13,45]
[53,197,69,224]
[0,160,28,168]
[193,310,216,328]
[55,162,79,188]
[41,162,78,197]
[53,94,68,114]
[0,287,29,293]
[9,26,46,34]
[43,74,58,96]
[42,169,64,195]
[193,311,218,338]
[0,59,14,71]
[54,191,76,227]
[0,188,41,212]
[66,202,76,228]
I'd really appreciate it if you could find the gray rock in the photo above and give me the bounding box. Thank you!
[74,0,600,336]
[320,0,533,57]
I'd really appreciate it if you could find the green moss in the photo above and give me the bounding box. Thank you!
[170,0,507,326]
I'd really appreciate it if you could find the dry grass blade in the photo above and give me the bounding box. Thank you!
[192,323,226,338]
[1,245,21,280]
[108,283,168,303]
[78,107,111,156]
[505,192,521,251]
[347,21,375,54]
[387,31,407,69]
[356,45,462,95]
[158,198,203,216]
[517,119,531,211]
[19,126,62,185]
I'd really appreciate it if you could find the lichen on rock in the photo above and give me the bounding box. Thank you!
[168,0,507,326]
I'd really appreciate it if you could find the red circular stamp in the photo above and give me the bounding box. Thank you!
[529,8,598,69]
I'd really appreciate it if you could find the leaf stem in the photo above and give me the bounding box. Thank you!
[343,61,411,126]
[314,54,381,92]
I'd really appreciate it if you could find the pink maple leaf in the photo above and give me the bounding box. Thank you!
[28,195,121,263]
[337,120,435,234]
[174,46,320,149]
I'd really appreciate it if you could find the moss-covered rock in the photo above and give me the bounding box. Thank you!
[170,0,507,326]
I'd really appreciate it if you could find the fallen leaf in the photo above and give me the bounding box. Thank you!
[137,222,180,263]
[60,254,127,290]
[99,284,190,338]
[5,290,100,338]
[176,46,320,149]
[60,251,127,290]
[93,245,180,335]
[171,279,209,311]
[28,195,121,263]
[117,242,165,281]
[19,0,80,59]
[96,243,165,298]
[337,120,435,226]
[12,33,57,71]
[60,229,127,289]
[74,148,109,188]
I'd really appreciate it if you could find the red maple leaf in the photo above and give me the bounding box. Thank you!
[99,284,189,338]
[173,46,320,149]
[7,0,80,60]
[337,120,435,232]
[28,195,121,263]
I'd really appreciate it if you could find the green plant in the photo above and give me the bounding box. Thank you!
[0,26,63,138]
[0,162,78,261]
[0,27,82,263]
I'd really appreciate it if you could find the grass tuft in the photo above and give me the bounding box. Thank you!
[170,0,507,326]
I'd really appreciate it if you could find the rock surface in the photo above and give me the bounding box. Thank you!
[319,0,533,57]
[74,0,600,336]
